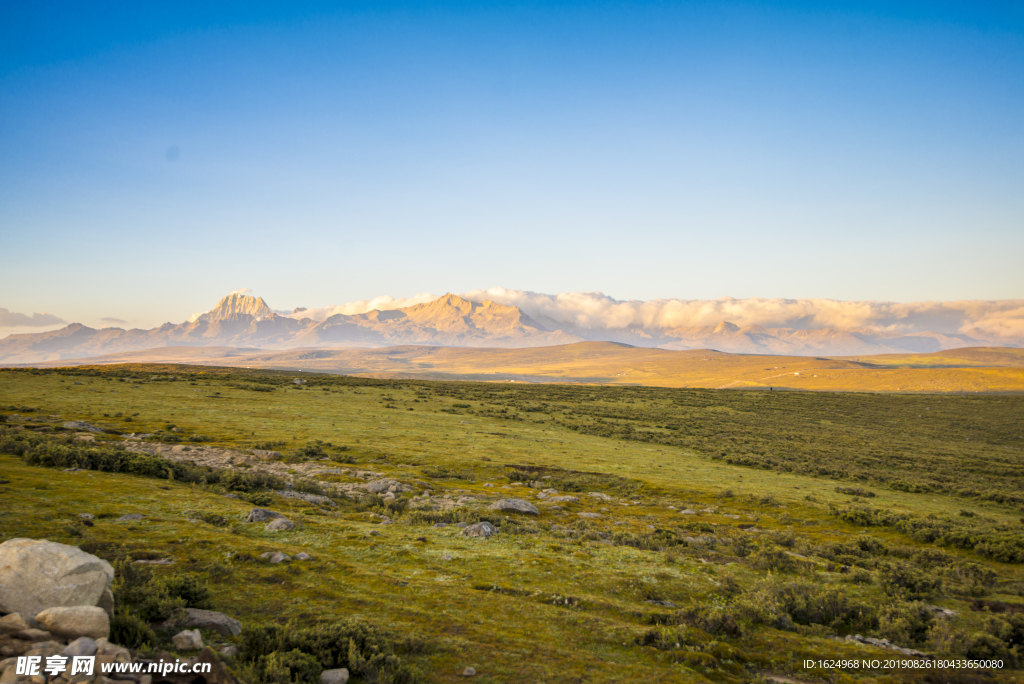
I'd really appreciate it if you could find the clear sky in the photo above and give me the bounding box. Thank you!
[1,1,1022,332]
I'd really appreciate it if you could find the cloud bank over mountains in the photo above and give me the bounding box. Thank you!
[0,308,66,328]
[291,288,1024,344]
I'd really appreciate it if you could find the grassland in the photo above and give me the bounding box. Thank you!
[24,342,1024,393]
[3,365,1024,683]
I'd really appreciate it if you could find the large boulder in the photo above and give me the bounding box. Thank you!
[487,499,539,515]
[245,509,282,523]
[266,518,295,532]
[183,609,241,637]
[35,606,109,640]
[461,522,498,538]
[0,539,114,619]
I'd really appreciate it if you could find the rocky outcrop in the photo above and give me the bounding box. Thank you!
[183,609,241,637]
[487,499,539,515]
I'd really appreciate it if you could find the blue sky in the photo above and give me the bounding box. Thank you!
[1,1,1022,331]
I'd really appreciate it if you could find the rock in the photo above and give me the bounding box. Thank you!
[320,668,350,684]
[547,496,579,503]
[441,554,453,561]
[461,522,498,538]
[266,518,295,532]
[63,422,103,433]
[455,522,468,528]
[171,629,203,650]
[183,609,241,637]
[269,552,292,564]
[0,539,114,619]
[679,509,696,515]
[116,514,143,521]
[462,667,476,677]
[252,450,281,460]
[245,509,282,523]
[295,553,311,561]
[79,514,95,521]
[432,523,447,528]
[487,499,539,515]
[194,646,237,684]
[13,629,51,642]
[365,479,399,494]
[35,606,109,640]
[62,637,98,658]
[578,512,601,519]
[587,492,613,501]
[219,645,239,658]
[0,615,28,636]
[97,588,115,621]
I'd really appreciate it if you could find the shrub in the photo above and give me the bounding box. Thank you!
[109,610,157,650]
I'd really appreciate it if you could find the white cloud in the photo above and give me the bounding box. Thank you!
[0,308,66,327]
[292,287,1024,344]
[288,292,441,320]
[229,287,253,296]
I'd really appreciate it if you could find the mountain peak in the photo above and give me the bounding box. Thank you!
[713,321,740,333]
[207,292,274,321]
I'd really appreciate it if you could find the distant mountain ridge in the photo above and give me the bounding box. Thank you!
[0,291,1007,364]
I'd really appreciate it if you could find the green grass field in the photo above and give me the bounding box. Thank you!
[3,365,1024,683]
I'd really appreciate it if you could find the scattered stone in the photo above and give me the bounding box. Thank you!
[483,483,493,487]
[274,490,335,506]
[79,514,95,520]
[219,645,239,658]
[487,499,539,515]
[432,523,448,528]
[183,609,241,637]
[844,634,932,658]
[245,508,283,523]
[63,422,103,433]
[0,614,29,635]
[62,637,98,658]
[679,509,696,515]
[116,514,143,521]
[462,667,476,677]
[132,558,173,565]
[0,539,114,618]
[295,552,312,561]
[578,512,601,519]
[320,668,349,684]
[455,522,468,528]
[461,522,498,538]
[266,518,295,532]
[547,496,579,503]
[587,492,613,501]
[171,629,203,651]
[35,606,110,640]
[442,554,453,561]
[252,449,282,460]
[268,552,292,564]
[646,600,677,608]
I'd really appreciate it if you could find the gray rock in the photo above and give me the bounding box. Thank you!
[546,496,579,503]
[269,552,292,563]
[245,508,282,523]
[266,518,295,532]
[252,450,282,460]
[63,422,103,433]
[454,522,468,528]
[274,490,335,506]
[62,637,98,658]
[432,523,448,528]
[587,492,613,501]
[462,667,476,677]
[461,522,498,538]
[365,479,399,494]
[578,512,601,519]
[171,629,203,650]
[13,628,51,642]
[220,645,239,658]
[35,606,109,640]
[116,514,143,521]
[184,608,241,637]
[320,668,350,684]
[0,539,114,618]
[487,499,539,515]
[0,614,29,635]
[79,514,95,520]
[295,553,312,561]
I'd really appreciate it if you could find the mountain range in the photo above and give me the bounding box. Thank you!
[0,291,1009,364]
